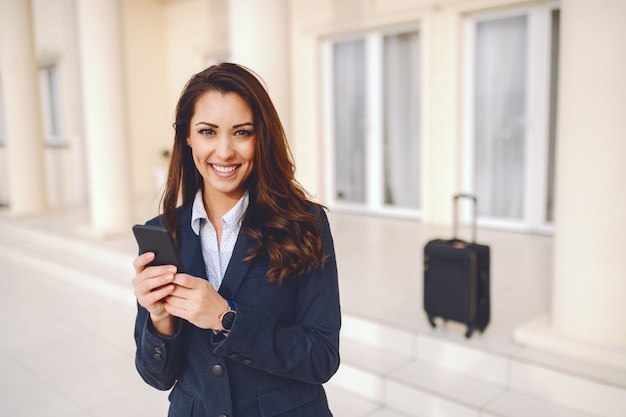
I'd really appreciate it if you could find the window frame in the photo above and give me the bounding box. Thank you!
[461,3,559,234]
[322,23,422,219]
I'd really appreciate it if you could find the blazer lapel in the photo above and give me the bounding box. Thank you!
[218,232,255,300]
[177,207,207,280]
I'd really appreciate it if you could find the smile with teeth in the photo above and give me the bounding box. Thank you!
[211,164,238,174]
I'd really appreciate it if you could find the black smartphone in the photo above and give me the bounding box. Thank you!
[132,224,184,272]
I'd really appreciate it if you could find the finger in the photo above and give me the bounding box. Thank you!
[171,273,198,289]
[136,265,177,285]
[138,283,175,307]
[133,252,155,272]
[147,265,178,278]
[134,272,175,298]
[132,265,170,288]
[163,296,190,319]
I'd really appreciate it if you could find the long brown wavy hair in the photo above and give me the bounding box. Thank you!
[162,63,327,284]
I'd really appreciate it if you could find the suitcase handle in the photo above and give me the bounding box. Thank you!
[453,193,477,243]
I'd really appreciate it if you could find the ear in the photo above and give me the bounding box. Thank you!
[186,137,191,147]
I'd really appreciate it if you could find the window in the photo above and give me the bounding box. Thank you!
[39,64,64,146]
[324,26,421,216]
[463,4,560,233]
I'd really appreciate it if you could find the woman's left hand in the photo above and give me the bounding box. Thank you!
[162,273,229,330]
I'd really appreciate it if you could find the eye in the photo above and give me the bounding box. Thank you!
[234,129,253,137]
[198,128,216,135]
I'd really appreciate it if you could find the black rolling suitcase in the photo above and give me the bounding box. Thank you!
[423,193,490,338]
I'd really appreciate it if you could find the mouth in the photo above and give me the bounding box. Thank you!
[211,164,239,175]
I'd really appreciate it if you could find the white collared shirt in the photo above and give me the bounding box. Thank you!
[191,190,249,290]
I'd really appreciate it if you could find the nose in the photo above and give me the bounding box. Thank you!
[215,135,235,159]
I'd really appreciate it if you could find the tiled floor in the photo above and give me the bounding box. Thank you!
[0,256,169,417]
[0,198,622,416]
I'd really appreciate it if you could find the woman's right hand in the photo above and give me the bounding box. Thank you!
[132,252,177,333]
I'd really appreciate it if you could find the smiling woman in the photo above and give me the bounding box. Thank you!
[131,63,341,417]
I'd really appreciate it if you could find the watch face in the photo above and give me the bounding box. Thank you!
[221,311,236,331]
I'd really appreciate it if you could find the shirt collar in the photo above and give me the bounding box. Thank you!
[191,190,249,235]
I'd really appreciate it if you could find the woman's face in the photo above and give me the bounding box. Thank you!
[187,90,256,202]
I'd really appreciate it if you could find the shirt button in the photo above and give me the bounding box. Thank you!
[154,346,163,354]
[229,352,240,360]
[211,364,225,377]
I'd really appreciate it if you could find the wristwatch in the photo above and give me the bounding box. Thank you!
[218,300,237,333]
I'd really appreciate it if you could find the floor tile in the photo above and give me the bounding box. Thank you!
[325,385,380,417]
[1,379,86,417]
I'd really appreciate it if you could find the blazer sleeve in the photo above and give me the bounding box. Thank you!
[212,209,341,384]
[133,217,188,391]
[134,303,188,391]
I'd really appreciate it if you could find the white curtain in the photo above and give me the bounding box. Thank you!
[383,31,421,208]
[333,39,366,203]
[474,15,527,219]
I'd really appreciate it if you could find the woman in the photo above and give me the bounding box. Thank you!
[132,63,341,417]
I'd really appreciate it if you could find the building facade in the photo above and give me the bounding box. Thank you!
[0,0,624,363]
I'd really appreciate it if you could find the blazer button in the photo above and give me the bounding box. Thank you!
[218,414,228,417]
[243,358,253,366]
[153,347,163,361]
[211,364,225,377]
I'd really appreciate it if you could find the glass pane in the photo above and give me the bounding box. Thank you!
[40,65,63,145]
[475,15,527,219]
[383,31,420,208]
[333,39,366,203]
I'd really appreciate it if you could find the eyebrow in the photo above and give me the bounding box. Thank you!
[194,121,254,129]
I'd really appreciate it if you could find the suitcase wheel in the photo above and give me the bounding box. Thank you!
[465,325,475,339]
[427,315,436,328]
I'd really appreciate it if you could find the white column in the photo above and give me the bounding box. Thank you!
[228,0,290,136]
[514,0,626,369]
[0,0,47,216]
[421,10,461,226]
[551,0,626,346]
[75,0,132,236]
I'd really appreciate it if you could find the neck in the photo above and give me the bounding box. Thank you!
[202,189,243,226]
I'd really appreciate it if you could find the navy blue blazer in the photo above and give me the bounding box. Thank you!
[134,203,341,417]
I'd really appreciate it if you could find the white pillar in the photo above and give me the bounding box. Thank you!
[552,0,626,346]
[75,0,132,236]
[0,0,47,216]
[514,0,626,369]
[228,0,290,136]
[421,10,461,226]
